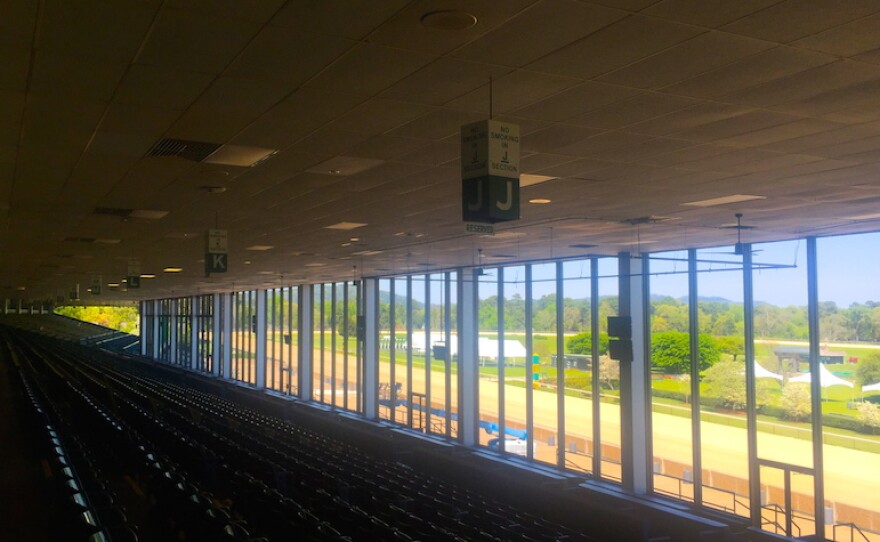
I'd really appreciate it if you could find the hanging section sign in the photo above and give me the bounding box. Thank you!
[127,260,141,289]
[205,229,228,276]
[461,119,520,224]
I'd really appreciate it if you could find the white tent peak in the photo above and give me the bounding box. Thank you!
[789,364,854,388]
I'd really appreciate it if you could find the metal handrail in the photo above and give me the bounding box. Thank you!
[833,522,872,542]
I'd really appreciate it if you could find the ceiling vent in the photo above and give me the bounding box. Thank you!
[621,215,677,225]
[146,138,222,162]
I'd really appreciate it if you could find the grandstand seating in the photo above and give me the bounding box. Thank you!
[0,320,747,541]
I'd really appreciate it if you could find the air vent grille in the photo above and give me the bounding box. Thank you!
[146,138,222,162]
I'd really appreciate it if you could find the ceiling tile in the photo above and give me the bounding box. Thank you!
[664,46,835,99]
[444,69,581,114]
[793,12,880,57]
[0,46,30,92]
[271,0,409,39]
[454,0,627,67]
[226,26,356,87]
[527,15,705,79]
[599,31,774,89]
[714,118,843,147]
[389,109,484,140]
[30,51,128,102]
[513,82,643,122]
[326,99,435,138]
[380,58,512,106]
[115,65,215,110]
[669,110,798,142]
[643,0,780,28]
[166,0,286,24]
[721,0,880,43]
[169,76,290,142]
[368,0,535,55]
[233,87,366,149]
[571,92,697,129]
[306,43,435,97]
[522,125,603,154]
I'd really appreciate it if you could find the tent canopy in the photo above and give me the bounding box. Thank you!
[863,382,880,393]
[789,363,854,388]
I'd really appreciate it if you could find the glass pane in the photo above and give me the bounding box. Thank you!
[597,258,621,483]
[478,268,501,448]
[695,248,749,517]
[503,266,528,457]
[531,262,559,467]
[818,233,880,541]
[561,260,593,474]
[648,251,693,501]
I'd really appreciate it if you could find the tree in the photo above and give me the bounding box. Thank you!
[566,332,609,356]
[599,357,619,390]
[701,360,776,410]
[702,360,747,410]
[856,353,880,387]
[781,383,811,421]
[651,332,720,374]
[857,402,880,434]
[715,336,744,361]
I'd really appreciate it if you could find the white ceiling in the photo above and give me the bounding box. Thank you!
[5,0,880,303]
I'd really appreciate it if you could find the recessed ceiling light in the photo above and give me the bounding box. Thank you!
[246,245,274,251]
[682,194,766,207]
[306,156,384,176]
[16,286,26,291]
[130,209,169,219]
[107,283,120,287]
[529,198,552,204]
[349,237,360,242]
[341,242,352,247]
[204,144,277,167]
[420,9,478,30]
[520,174,557,187]
[140,274,156,279]
[163,267,183,273]
[325,222,367,230]
[304,262,327,267]
[244,260,252,265]
[257,271,276,275]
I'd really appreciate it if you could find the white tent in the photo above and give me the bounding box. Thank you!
[789,363,854,388]
[478,337,527,359]
[754,361,783,380]
[862,382,880,393]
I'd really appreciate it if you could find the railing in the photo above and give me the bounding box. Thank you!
[762,503,801,538]
[833,522,872,542]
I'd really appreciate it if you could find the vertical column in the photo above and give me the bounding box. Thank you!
[298,285,313,400]
[140,301,147,357]
[688,250,704,505]
[169,298,179,365]
[222,293,233,379]
[459,268,479,447]
[191,296,200,371]
[364,278,379,419]
[255,289,267,389]
[3,299,8,315]
[806,237,826,537]
[152,300,160,360]
[744,246,761,526]
[619,253,651,494]
[212,294,222,376]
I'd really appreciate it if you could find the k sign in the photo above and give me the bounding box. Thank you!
[206,253,228,275]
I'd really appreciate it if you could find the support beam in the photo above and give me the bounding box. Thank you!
[364,278,379,419]
[212,294,221,377]
[298,285,313,400]
[459,268,479,447]
[255,289,267,389]
[169,298,179,365]
[152,300,160,361]
[618,253,650,494]
[221,294,232,379]
[190,296,199,371]
[807,237,826,537]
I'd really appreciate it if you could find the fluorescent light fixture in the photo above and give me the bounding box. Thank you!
[529,198,552,204]
[163,267,183,273]
[257,271,276,275]
[846,212,880,220]
[204,144,277,167]
[520,174,557,187]
[325,222,367,230]
[682,194,766,207]
[304,262,327,267]
[245,245,274,251]
[140,274,156,279]
[107,283,120,287]
[130,209,169,219]
[352,250,383,256]
[306,156,384,176]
